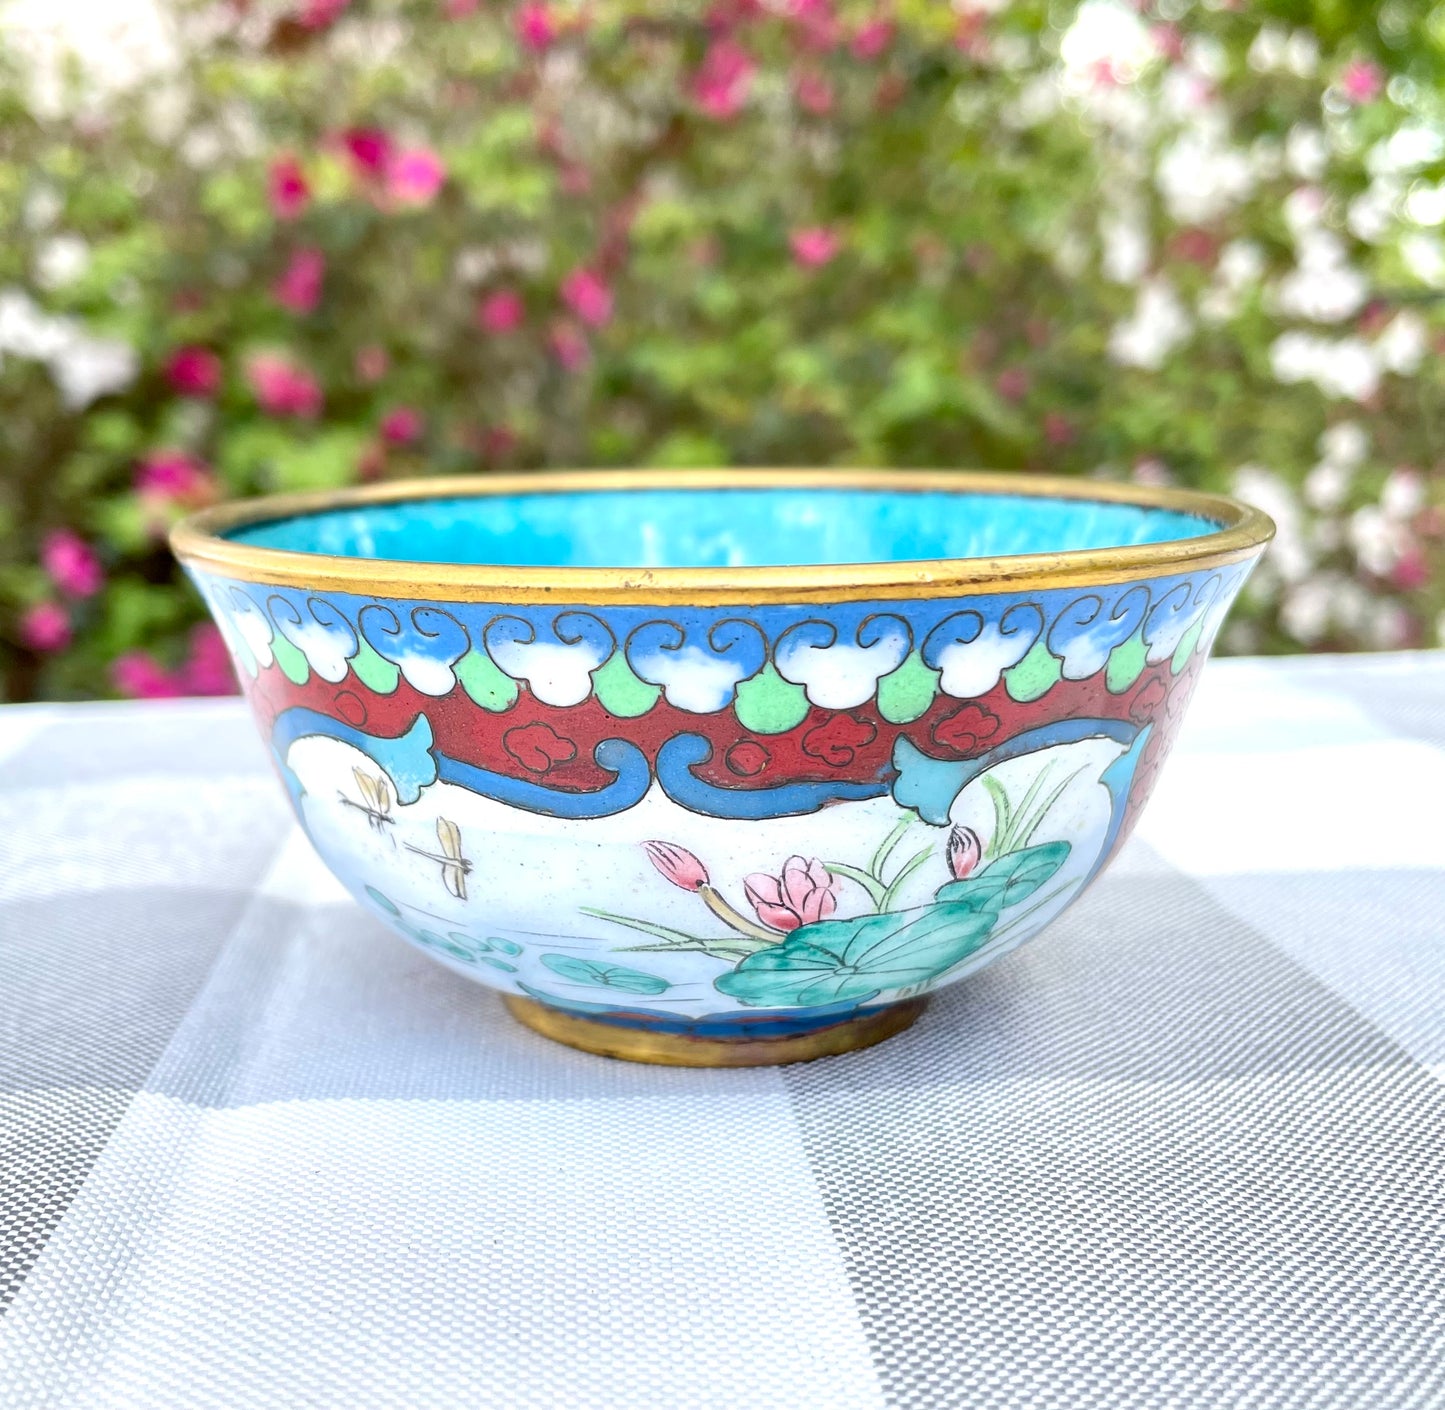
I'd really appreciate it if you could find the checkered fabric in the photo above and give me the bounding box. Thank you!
[3,654,1444,1409]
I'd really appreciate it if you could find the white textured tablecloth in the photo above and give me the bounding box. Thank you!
[3,652,1444,1409]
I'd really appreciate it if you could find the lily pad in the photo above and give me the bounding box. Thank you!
[935,841,1070,911]
[541,954,670,995]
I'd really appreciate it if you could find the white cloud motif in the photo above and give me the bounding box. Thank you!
[927,607,1042,699]
[225,589,274,669]
[361,605,468,698]
[488,638,607,707]
[270,597,356,684]
[775,622,908,710]
[1142,583,1205,664]
[630,643,752,714]
[1047,587,1150,680]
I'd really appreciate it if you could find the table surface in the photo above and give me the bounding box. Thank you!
[3,652,1444,1410]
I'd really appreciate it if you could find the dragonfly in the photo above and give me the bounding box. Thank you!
[339,767,395,833]
[406,818,473,901]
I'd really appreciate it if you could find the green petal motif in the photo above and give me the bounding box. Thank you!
[1171,618,1204,674]
[351,635,400,694]
[1004,640,1062,703]
[591,650,662,717]
[734,662,810,734]
[1105,629,1147,695]
[271,632,311,686]
[876,651,942,724]
[456,647,519,711]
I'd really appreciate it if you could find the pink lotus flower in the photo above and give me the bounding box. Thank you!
[850,18,893,61]
[135,451,215,506]
[20,602,71,653]
[515,2,558,52]
[793,68,834,116]
[246,353,323,418]
[298,0,349,28]
[388,147,447,206]
[341,127,394,181]
[272,247,325,314]
[561,267,613,328]
[165,346,222,398]
[478,289,525,334]
[355,345,389,382]
[947,826,982,880]
[549,321,590,371]
[790,226,841,268]
[268,156,310,221]
[1340,59,1384,104]
[111,651,182,700]
[693,39,755,120]
[745,857,839,932]
[645,841,710,893]
[41,529,103,598]
[380,405,424,445]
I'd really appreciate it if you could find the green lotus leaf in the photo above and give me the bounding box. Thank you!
[935,841,1071,911]
[715,897,1001,1008]
[540,954,670,995]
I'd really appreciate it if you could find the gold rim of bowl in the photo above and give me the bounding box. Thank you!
[169,468,1276,606]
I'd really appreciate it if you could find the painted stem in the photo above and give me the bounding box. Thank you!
[699,884,784,943]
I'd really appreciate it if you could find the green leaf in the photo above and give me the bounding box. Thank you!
[879,845,934,911]
[935,841,1071,912]
[825,861,887,910]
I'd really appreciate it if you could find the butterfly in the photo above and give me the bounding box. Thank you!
[340,767,394,832]
[406,817,473,900]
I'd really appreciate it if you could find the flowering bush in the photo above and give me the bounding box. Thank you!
[1,0,1442,701]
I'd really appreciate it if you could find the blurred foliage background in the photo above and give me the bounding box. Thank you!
[1,0,1443,702]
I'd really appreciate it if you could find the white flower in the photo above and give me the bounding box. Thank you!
[1376,312,1427,374]
[1101,210,1149,284]
[1272,232,1368,323]
[1247,26,1289,74]
[1401,233,1445,287]
[1349,505,1403,575]
[50,335,138,408]
[1269,333,1380,402]
[1304,461,1352,511]
[1348,181,1398,244]
[1285,124,1328,181]
[1320,421,1369,467]
[1403,182,1445,227]
[1109,279,1191,369]
[1235,465,1312,583]
[1156,126,1255,223]
[1281,578,1336,644]
[33,235,89,290]
[1382,468,1426,519]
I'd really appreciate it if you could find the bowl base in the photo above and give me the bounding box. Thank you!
[501,995,926,1067]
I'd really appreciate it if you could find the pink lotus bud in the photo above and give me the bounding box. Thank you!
[165,346,222,397]
[948,826,982,880]
[268,156,310,221]
[745,856,839,932]
[645,841,710,893]
[19,602,71,654]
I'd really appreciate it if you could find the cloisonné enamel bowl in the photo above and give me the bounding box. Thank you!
[172,470,1273,1066]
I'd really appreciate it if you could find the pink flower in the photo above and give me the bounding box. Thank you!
[549,321,589,371]
[693,39,755,120]
[268,156,310,221]
[298,0,349,28]
[111,651,182,700]
[1391,546,1430,590]
[1340,58,1384,104]
[644,841,710,893]
[947,826,982,880]
[180,623,236,696]
[745,857,839,933]
[246,353,323,418]
[515,2,558,52]
[561,267,613,328]
[996,367,1030,402]
[41,529,103,598]
[355,345,389,382]
[478,289,525,334]
[788,0,840,51]
[135,451,215,506]
[380,405,424,445]
[387,147,446,206]
[1043,411,1075,446]
[850,18,893,61]
[793,68,834,115]
[272,247,325,314]
[19,602,71,653]
[341,127,394,181]
[165,346,222,398]
[790,226,841,268]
